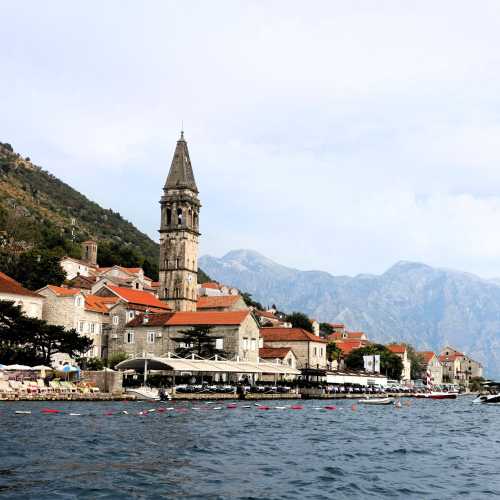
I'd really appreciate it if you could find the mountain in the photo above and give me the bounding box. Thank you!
[0,142,210,282]
[200,249,500,378]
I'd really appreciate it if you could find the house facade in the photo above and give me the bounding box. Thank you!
[0,271,44,319]
[260,328,328,370]
[439,346,483,385]
[110,310,261,362]
[37,285,111,358]
[196,295,248,312]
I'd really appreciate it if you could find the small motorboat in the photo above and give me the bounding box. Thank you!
[125,386,160,401]
[472,393,500,404]
[358,397,394,405]
[415,391,457,400]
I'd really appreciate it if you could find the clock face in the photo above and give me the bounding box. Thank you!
[187,275,193,283]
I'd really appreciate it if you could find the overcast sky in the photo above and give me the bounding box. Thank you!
[3,1,500,277]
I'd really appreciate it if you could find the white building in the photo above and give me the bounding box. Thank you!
[0,271,44,319]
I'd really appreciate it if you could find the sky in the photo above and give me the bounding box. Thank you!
[2,1,500,278]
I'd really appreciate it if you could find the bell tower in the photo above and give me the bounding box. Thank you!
[158,131,200,311]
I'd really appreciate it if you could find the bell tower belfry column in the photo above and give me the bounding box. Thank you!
[158,131,201,311]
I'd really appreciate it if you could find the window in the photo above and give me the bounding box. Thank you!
[313,347,317,356]
[147,331,155,344]
[243,338,248,350]
[250,339,256,351]
[78,321,84,333]
[128,311,135,320]
[113,315,119,325]
[90,323,95,334]
[126,331,135,344]
[177,208,183,225]
[215,338,224,350]
[166,207,172,225]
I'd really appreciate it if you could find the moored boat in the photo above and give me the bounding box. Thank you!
[415,391,457,400]
[358,397,394,405]
[125,386,160,401]
[472,393,500,404]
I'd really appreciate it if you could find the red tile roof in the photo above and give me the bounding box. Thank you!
[335,340,366,354]
[327,331,366,341]
[200,282,221,290]
[260,328,328,343]
[46,285,82,297]
[107,285,171,310]
[255,310,279,319]
[419,351,437,364]
[330,323,345,328]
[387,344,407,354]
[260,347,293,359]
[85,295,117,313]
[126,310,250,327]
[197,295,243,309]
[0,272,42,298]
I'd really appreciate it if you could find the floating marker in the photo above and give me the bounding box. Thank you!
[15,410,31,415]
[69,413,81,416]
[291,405,303,410]
[324,405,337,410]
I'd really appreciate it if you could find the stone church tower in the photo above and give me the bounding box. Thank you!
[158,132,201,311]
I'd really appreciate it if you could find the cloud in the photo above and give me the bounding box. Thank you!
[2,1,500,278]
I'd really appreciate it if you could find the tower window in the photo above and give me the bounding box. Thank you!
[164,288,168,297]
[177,208,183,226]
[166,208,172,225]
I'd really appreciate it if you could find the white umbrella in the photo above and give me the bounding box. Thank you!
[4,364,31,370]
[31,365,53,371]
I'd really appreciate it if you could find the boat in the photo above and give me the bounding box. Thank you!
[125,386,160,401]
[472,393,500,404]
[415,391,457,400]
[358,397,394,405]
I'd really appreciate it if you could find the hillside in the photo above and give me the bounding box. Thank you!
[0,142,210,282]
[200,250,500,378]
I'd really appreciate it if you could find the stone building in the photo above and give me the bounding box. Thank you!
[82,240,98,266]
[0,271,44,319]
[198,282,239,297]
[60,256,98,280]
[36,285,112,358]
[93,284,171,357]
[158,131,201,311]
[438,346,483,385]
[111,310,260,362]
[418,351,443,385]
[260,327,328,370]
[259,347,298,381]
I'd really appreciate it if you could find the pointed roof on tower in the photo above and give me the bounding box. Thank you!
[164,131,198,193]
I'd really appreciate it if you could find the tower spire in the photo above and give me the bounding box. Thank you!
[164,130,198,192]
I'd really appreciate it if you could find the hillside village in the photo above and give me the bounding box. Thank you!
[0,134,484,391]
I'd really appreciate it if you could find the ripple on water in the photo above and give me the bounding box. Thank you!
[1,398,500,499]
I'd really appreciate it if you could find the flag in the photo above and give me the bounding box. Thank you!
[374,355,380,373]
[364,355,374,372]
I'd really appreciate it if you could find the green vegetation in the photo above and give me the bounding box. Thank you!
[344,344,403,380]
[173,326,226,358]
[241,291,264,310]
[285,311,313,333]
[0,142,212,286]
[0,301,93,365]
[320,322,334,337]
[107,352,129,369]
[326,341,342,363]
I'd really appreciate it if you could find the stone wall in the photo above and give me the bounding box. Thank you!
[82,370,123,394]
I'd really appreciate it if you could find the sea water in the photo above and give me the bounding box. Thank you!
[0,397,499,499]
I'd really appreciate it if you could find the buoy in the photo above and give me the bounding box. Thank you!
[291,405,303,410]
[41,409,63,414]
[351,404,357,411]
[227,404,237,409]
[258,405,270,410]
[213,406,222,410]
[15,410,31,415]
[69,413,81,416]
[324,405,336,410]
[104,412,114,416]
[275,406,287,410]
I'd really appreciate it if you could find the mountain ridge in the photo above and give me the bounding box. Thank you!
[200,249,500,378]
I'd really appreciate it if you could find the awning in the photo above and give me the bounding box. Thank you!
[116,356,300,375]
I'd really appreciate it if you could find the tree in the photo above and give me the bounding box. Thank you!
[320,322,334,337]
[344,344,404,380]
[241,292,264,311]
[326,341,342,363]
[0,300,93,365]
[173,326,225,358]
[468,377,485,392]
[285,312,313,333]
[80,357,105,371]
[107,352,129,369]
[0,250,65,290]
